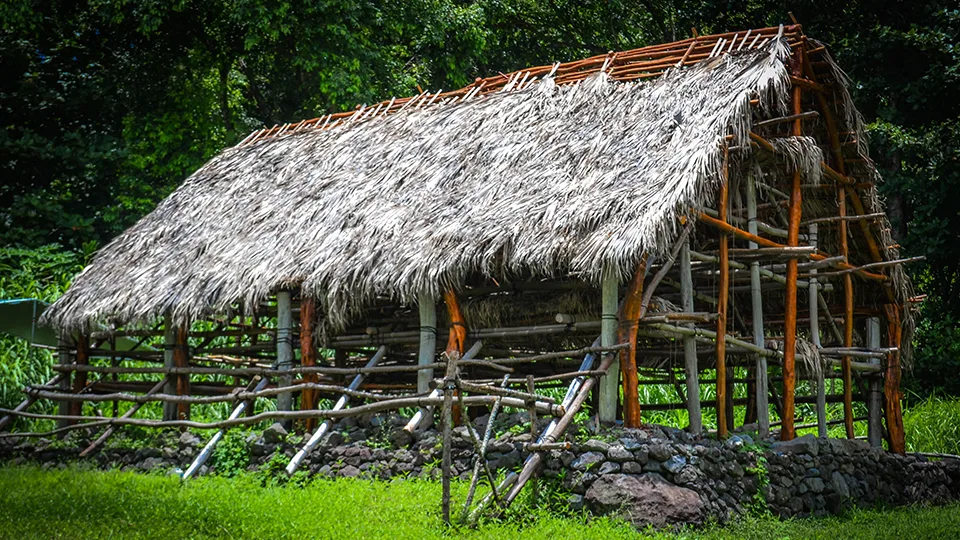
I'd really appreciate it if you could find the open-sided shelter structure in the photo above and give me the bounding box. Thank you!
[4,23,917,514]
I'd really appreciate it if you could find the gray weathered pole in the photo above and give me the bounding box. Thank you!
[866,317,883,447]
[679,241,702,434]
[598,265,619,425]
[746,172,770,437]
[808,223,827,437]
[57,332,72,429]
[162,316,177,421]
[417,293,437,394]
[276,291,293,423]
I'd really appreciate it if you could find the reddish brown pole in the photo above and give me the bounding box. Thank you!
[174,326,190,421]
[618,254,649,429]
[443,289,466,425]
[883,304,906,454]
[300,296,319,433]
[716,145,730,438]
[781,50,805,441]
[69,334,90,421]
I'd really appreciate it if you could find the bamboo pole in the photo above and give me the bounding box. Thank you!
[884,304,906,454]
[599,266,620,424]
[300,296,319,433]
[809,224,827,437]
[866,317,883,447]
[680,239,702,434]
[286,346,387,475]
[618,255,648,428]
[715,146,730,437]
[746,171,770,437]
[276,291,293,422]
[174,326,190,421]
[441,348,461,524]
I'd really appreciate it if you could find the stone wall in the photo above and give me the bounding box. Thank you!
[2,413,958,528]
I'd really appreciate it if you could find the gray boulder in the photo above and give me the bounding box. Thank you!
[585,473,705,528]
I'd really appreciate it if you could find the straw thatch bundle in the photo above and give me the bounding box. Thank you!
[41,36,892,334]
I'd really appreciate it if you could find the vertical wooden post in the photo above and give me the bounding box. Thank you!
[883,305,906,454]
[680,240,702,435]
[440,345,460,525]
[162,317,177,421]
[781,59,805,441]
[715,145,730,438]
[443,289,466,425]
[866,317,883,447]
[68,334,89,419]
[808,224,827,437]
[599,265,620,425]
[57,332,72,430]
[618,255,648,428]
[300,296,318,433]
[276,291,293,424]
[526,374,539,506]
[746,172,769,437]
[418,293,438,394]
[174,326,190,421]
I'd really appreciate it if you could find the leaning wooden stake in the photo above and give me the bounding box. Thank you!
[285,346,387,475]
[746,171,770,437]
[441,349,461,525]
[715,145,730,437]
[79,377,168,458]
[460,374,509,523]
[182,377,269,480]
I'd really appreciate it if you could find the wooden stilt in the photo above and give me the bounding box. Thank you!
[444,289,466,425]
[680,240,702,435]
[276,291,293,424]
[599,266,620,425]
[715,145,730,437]
[883,305,906,454]
[866,317,883,447]
[746,171,770,437]
[618,255,648,428]
[300,296,319,433]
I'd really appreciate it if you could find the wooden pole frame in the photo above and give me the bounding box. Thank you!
[598,266,620,425]
[680,239,702,434]
[746,171,770,437]
[300,296,319,433]
[715,144,731,437]
[618,255,649,428]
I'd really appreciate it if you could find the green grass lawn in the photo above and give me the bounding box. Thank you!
[1,465,958,539]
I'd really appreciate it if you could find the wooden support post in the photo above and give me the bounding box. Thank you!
[444,289,466,426]
[300,296,319,433]
[808,224,827,437]
[883,305,906,454]
[418,293,438,394]
[276,291,293,425]
[680,240,702,435]
[840,191,856,439]
[162,317,177,421]
[746,172,770,437]
[866,317,883,447]
[715,146,730,437]
[68,334,89,420]
[781,64,805,441]
[599,266,620,425]
[526,374,539,507]
[174,326,191,421]
[618,255,648,428]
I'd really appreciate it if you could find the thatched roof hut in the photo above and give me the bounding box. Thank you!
[43,26,910,336]
[26,25,915,456]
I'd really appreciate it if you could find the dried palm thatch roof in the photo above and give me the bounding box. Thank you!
[43,26,910,336]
